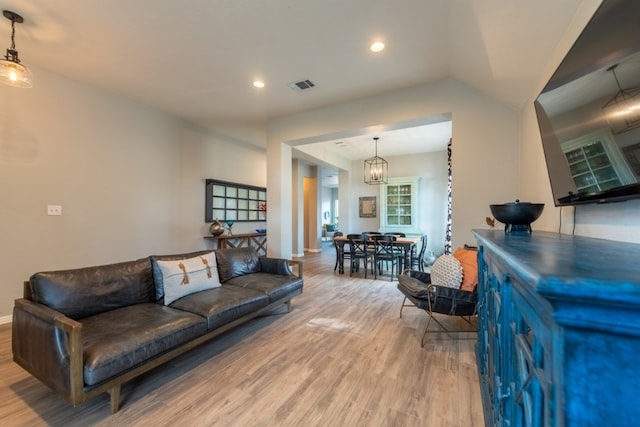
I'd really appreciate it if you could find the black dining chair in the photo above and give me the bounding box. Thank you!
[410,234,428,272]
[384,232,407,266]
[347,233,373,277]
[372,234,401,281]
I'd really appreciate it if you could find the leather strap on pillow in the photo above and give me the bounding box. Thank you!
[156,252,221,305]
[151,250,214,300]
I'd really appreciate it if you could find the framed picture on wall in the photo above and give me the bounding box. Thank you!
[359,196,376,218]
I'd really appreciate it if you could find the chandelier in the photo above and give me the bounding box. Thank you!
[602,64,640,134]
[0,10,32,88]
[364,137,388,185]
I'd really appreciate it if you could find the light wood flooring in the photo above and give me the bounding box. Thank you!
[0,243,484,427]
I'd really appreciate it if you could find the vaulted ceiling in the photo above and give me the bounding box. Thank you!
[2,0,587,130]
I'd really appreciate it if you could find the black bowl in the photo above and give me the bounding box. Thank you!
[490,200,544,233]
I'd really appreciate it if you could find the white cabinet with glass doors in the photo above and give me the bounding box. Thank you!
[379,177,420,234]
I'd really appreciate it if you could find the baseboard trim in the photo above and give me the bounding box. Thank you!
[0,315,12,325]
[293,252,305,258]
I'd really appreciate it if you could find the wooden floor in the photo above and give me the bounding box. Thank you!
[0,243,484,427]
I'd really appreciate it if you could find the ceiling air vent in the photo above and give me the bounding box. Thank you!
[289,79,315,92]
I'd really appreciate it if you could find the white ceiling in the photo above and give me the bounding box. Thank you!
[1,0,586,124]
[305,121,453,161]
[1,0,588,160]
[303,120,453,188]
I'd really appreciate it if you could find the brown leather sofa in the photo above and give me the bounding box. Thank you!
[12,247,302,413]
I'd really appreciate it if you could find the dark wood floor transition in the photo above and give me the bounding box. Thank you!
[0,243,483,427]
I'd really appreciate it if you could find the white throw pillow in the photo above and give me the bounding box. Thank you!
[156,252,221,305]
[430,255,463,289]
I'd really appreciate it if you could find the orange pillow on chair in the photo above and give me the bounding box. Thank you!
[453,247,478,291]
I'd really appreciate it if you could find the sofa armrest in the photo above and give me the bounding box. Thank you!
[259,257,303,279]
[12,298,84,406]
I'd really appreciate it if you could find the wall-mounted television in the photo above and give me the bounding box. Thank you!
[535,0,640,206]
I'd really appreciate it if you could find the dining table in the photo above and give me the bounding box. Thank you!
[333,235,419,275]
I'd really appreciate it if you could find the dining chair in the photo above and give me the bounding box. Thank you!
[384,232,407,267]
[347,234,373,277]
[410,234,428,272]
[372,234,401,281]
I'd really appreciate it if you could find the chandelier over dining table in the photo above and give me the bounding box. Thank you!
[364,137,388,185]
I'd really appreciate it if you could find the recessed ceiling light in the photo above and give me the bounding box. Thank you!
[253,80,265,88]
[370,41,385,53]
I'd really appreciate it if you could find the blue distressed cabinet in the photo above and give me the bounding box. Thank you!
[473,230,640,427]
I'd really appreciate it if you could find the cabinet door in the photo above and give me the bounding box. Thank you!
[478,243,560,427]
[478,254,513,427]
[510,285,558,427]
[379,177,420,234]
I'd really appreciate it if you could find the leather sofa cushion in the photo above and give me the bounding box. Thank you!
[81,303,206,386]
[215,248,260,283]
[169,285,269,330]
[150,250,215,301]
[225,273,303,303]
[29,258,155,319]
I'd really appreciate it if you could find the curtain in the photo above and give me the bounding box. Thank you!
[444,138,452,255]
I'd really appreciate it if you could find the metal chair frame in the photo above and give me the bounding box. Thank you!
[398,270,477,346]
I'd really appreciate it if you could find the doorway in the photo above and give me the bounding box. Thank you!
[290,114,453,259]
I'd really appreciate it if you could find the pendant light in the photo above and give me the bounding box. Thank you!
[602,64,640,134]
[0,10,33,88]
[364,137,388,185]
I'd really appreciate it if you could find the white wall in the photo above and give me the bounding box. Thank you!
[338,151,448,254]
[291,160,304,257]
[267,78,520,258]
[0,69,266,317]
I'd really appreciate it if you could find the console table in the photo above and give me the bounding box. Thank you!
[204,232,267,256]
[473,230,640,427]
